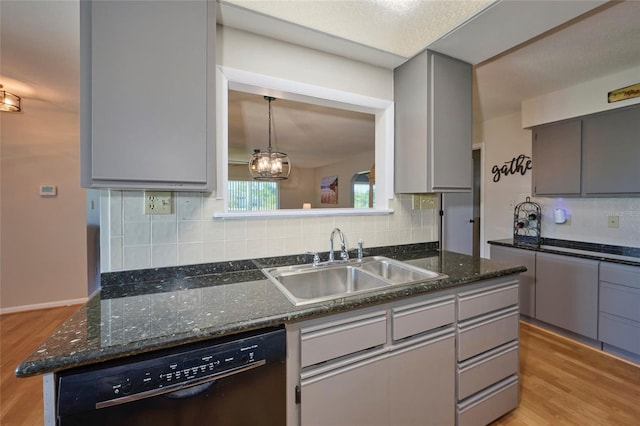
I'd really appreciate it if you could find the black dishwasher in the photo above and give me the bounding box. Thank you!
[57,326,286,426]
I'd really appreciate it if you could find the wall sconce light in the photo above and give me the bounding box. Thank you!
[249,96,291,181]
[0,84,21,112]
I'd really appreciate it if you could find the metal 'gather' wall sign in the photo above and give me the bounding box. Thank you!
[491,154,532,182]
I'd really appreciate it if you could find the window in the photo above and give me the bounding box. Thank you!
[228,180,279,212]
[352,172,374,208]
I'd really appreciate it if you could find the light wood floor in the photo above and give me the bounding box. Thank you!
[1,305,80,426]
[2,307,639,425]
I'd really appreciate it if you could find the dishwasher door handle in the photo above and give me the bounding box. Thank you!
[95,360,266,409]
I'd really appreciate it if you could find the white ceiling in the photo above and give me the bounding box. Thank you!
[2,1,640,166]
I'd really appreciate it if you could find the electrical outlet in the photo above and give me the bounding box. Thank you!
[412,195,421,210]
[564,214,571,226]
[607,215,619,229]
[145,191,172,215]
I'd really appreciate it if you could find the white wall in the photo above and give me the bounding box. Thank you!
[101,28,437,272]
[522,65,640,128]
[0,100,88,312]
[481,112,533,256]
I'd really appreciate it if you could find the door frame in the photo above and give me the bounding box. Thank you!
[473,143,485,258]
[439,143,485,257]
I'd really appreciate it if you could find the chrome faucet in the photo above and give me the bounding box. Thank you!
[329,228,349,262]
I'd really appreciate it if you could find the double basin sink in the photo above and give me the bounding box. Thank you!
[262,256,447,306]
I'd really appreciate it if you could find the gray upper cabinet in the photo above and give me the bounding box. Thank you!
[583,105,640,195]
[80,1,216,190]
[532,120,582,196]
[394,50,472,193]
[530,104,640,197]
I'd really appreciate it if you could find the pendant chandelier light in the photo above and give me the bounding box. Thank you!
[249,96,291,181]
[0,84,21,112]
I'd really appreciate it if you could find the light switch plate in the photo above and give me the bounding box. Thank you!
[145,191,172,215]
[607,215,619,228]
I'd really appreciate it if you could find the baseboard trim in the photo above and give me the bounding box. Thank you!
[0,297,89,315]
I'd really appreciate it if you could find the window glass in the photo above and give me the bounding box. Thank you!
[228,180,279,212]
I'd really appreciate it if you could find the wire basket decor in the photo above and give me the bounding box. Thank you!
[513,197,541,245]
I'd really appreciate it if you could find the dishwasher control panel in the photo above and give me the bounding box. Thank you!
[57,327,285,416]
[96,342,263,402]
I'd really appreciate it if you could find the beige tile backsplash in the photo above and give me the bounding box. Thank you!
[102,190,439,272]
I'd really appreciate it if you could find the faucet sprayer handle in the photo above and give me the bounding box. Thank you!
[307,251,320,267]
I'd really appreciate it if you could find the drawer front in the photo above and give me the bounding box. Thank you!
[458,281,519,321]
[600,263,640,290]
[600,282,640,322]
[599,312,640,355]
[458,309,519,362]
[301,311,387,367]
[392,296,455,341]
[457,376,519,426]
[458,342,519,401]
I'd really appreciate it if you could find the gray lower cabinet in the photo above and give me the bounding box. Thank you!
[297,295,456,426]
[583,105,640,195]
[535,252,599,339]
[599,263,640,358]
[80,0,216,190]
[531,119,582,196]
[389,332,455,425]
[289,277,521,426]
[394,49,472,193]
[301,349,390,426]
[490,245,536,317]
[456,279,520,426]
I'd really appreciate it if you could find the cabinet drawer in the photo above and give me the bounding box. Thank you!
[457,376,518,426]
[392,296,455,341]
[600,263,640,290]
[457,308,519,362]
[599,312,640,355]
[458,281,519,321]
[458,342,518,401]
[301,311,387,367]
[600,282,640,322]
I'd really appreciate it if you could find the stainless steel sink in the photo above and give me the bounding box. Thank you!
[263,256,446,306]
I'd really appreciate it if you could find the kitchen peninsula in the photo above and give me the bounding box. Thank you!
[17,243,525,426]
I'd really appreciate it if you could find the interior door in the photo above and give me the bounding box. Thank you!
[442,149,480,256]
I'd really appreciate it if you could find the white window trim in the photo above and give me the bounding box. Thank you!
[214,66,394,219]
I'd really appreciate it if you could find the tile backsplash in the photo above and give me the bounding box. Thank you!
[101,191,439,272]
[534,196,640,247]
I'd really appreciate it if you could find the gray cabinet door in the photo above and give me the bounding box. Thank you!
[535,252,599,339]
[389,334,455,426]
[394,50,472,193]
[81,1,215,190]
[532,120,582,196]
[583,105,640,195]
[490,246,536,317]
[301,353,390,426]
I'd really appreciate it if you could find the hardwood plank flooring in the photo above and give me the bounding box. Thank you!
[492,322,640,426]
[1,305,80,426]
[2,307,639,425]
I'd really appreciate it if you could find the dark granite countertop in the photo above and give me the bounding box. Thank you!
[488,238,640,267]
[16,243,526,378]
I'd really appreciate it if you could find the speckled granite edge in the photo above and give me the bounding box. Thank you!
[489,238,640,267]
[17,243,528,379]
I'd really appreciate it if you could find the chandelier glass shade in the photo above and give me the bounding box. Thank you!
[249,96,291,181]
[0,85,21,112]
